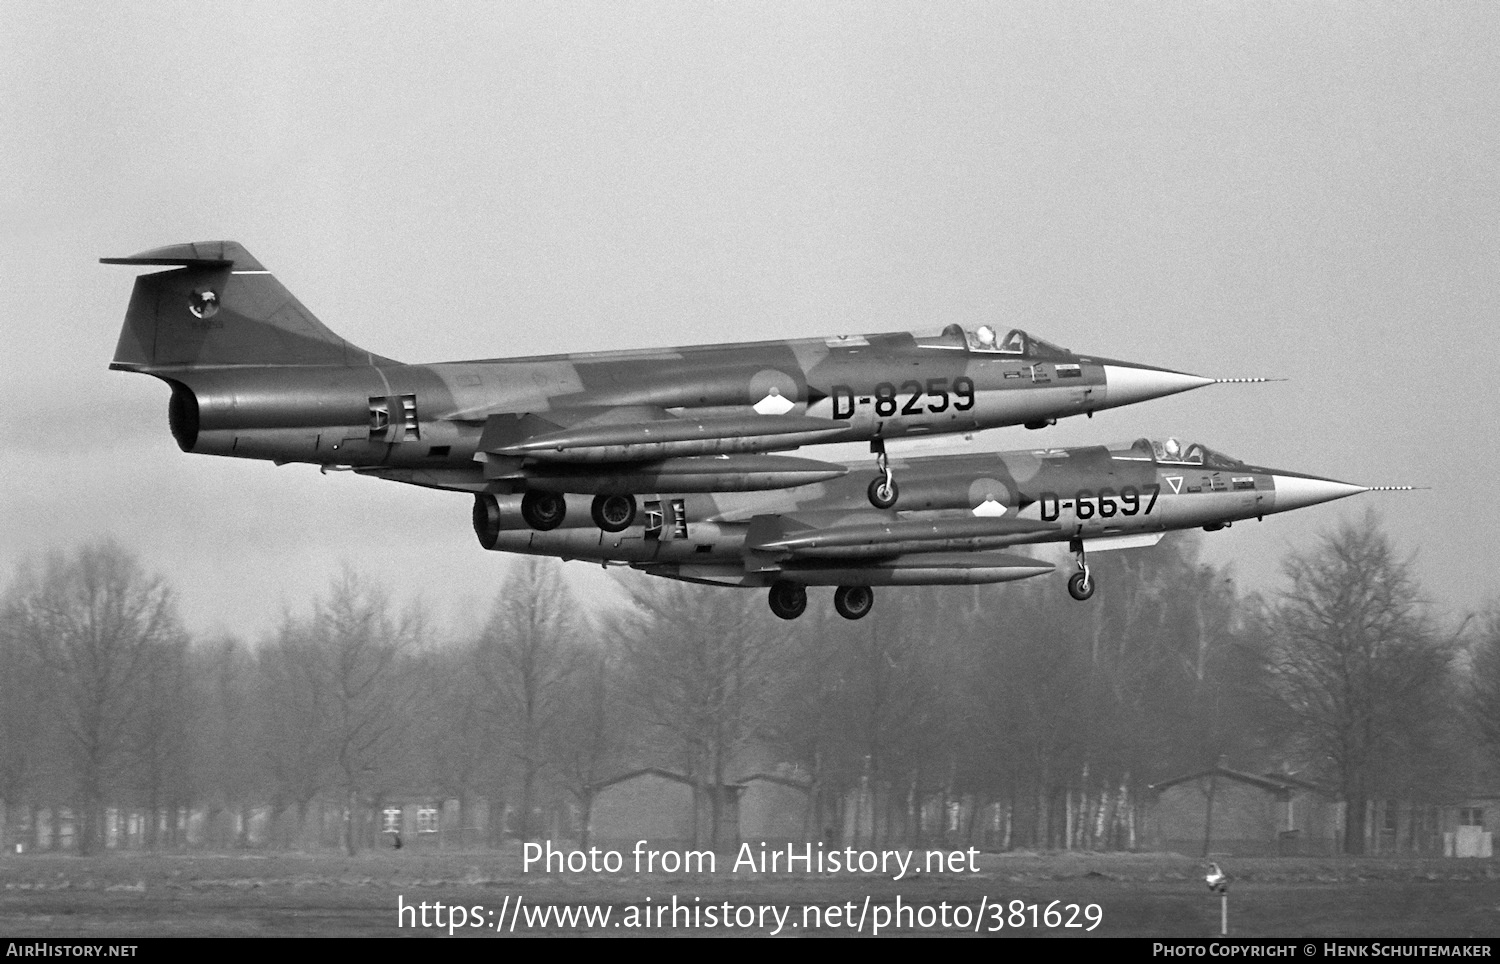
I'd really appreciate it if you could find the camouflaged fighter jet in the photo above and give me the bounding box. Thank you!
[106,241,1237,529]
[474,436,1407,620]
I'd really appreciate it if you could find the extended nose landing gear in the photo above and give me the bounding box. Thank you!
[867,439,899,509]
[1067,538,1095,601]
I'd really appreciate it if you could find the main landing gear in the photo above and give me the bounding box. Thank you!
[590,493,637,532]
[768,581,807,620]
[768,582,875,621]
[867,439,899,509]
[833,585,874,620]
[520,492,639,532]
[1067,537,1095,601]
[521,491,567,531]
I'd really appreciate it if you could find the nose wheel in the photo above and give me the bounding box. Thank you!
[867,439,899,509]
[868,475,899,509]
[768,580,808,620]
[1067,539,1095,601]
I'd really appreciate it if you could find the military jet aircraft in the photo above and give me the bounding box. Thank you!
[474,436,1406,619]
[105,242,1247,530]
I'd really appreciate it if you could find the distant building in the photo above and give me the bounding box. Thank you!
[377,796,466,848]
[1147,765,1341,856]
[736,773,811,844]
[1440,795,1497,858]
[588,768,749,849]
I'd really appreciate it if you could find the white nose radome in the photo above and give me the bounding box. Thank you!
[1102,366,1216,408]
[1270,476,1367,512]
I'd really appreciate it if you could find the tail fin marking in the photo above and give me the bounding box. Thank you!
[104,241,392,371]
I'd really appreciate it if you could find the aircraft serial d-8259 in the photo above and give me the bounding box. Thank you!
[104,241,1245,530]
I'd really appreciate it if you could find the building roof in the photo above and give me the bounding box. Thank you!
[736,772,812,792]
[590,767,748,794]
[1149,765,1332,797]
[1261,771,1330,793]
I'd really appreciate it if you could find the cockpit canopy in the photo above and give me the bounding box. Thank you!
[1110,437,1247,469]
[922,325,1073,359]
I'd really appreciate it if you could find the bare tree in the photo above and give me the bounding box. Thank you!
[553,642,621,848]
[769,603,858,844]
[475,557,581,842]
[316,569,425,855]
[259,614,333,847]
[613,578,792,848]
[0,567,47,850]
[1467,604,1500,773]
[133,628,192,849]
[414,641,495,847]
[261,569,425,853]
[191,636,258,848]
[3,541,185,854]
[1256,511,1455,854]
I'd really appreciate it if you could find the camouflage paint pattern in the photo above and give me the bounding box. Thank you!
[106,242,1217,498]
[475,436,1368,588]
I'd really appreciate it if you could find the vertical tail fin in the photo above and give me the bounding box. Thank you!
[103,241,393,371]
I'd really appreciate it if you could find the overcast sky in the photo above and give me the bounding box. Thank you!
[2,2,1496,640]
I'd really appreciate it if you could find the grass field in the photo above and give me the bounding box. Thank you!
[1,849,1496,938]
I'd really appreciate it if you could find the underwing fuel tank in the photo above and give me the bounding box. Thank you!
[491,414,854,462]
[775,552,1055,587]
[747,514,1059,559]
[516,454,850,494]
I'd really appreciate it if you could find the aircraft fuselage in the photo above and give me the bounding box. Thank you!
[475,438,1366,589]
[158,337,1196,490]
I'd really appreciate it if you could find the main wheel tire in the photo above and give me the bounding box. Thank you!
[591,493,637,532]
[1067,571,1095,601]
[520,491,567,531]
[768,580,808,620]
[833,585,875,620]
[867,476,900,509]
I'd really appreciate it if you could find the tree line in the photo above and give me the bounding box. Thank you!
[1,510,1494,856]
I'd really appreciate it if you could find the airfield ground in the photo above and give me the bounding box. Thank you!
[0,849,1496,938]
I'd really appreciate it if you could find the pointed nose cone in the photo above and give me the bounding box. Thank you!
[1101,364,1216,408]
[1271,475,1368,512]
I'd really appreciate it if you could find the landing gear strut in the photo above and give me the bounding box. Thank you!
[521,491,567,531]
[833,585,874,620]
[591,493,637,532]
[768,580,807,620]
[867,439,899,509]
[1067,538,1095,601]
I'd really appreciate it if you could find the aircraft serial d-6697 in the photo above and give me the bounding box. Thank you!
[105,241,1243,529]
[474,437,1407,620]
